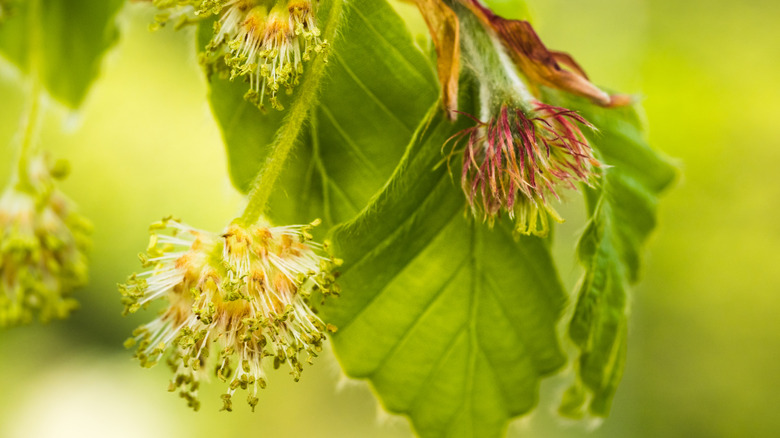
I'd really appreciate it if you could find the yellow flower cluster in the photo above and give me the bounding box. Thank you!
[121,217,339,411]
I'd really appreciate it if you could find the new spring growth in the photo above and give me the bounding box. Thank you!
[413,0,629,235]
[151,0,327,110]
[449,102,598,236]
[0,154,91,326]
[120,217,340,411]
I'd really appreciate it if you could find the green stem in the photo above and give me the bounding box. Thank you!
[14,0,43,192]
[239,0,346,226]
[15,83,43,192]
[455,3,533,111]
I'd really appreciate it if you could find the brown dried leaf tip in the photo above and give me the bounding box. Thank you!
[406,0,461,119]
[459,0,630,107]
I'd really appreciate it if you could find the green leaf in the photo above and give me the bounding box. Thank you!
[205,0,439,226]
[0,0,124,108]
[326,104,567,438]
[205,2,568,434]
[544,89,678,418]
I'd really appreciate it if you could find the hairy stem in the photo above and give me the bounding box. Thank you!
[239,0,346,226]
[454,2,533,111]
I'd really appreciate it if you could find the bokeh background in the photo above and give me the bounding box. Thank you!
[1,0,778,437]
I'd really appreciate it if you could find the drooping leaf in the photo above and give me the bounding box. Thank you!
[544,89,677,418]
[205,0,439,227]
[325,104,567,438]
[0,0,124,108]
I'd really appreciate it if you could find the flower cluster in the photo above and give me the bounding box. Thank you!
[406,0,623,234]
[450,102,598,235]
[152,0,327,110]
[0,154,91,326]
[120,216,340,411]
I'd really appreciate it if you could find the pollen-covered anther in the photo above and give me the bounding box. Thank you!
[149,0,327,108]
[0,154,91,326]
[449,102,599,236]
[121,216,340,410]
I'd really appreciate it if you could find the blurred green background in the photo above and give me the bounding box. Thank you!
[1,0,778,437]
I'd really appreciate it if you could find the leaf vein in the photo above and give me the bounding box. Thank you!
[336,197,461,332]
[477,343,512,415]
[370,255,470,378]
[409,325,469,413]
[327,179,362,214]
[333,52,415,132]
[350,6,433,87]
[481,274,541,372]
[319,106,381,176]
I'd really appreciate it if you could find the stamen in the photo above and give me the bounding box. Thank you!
[120,216,340,410]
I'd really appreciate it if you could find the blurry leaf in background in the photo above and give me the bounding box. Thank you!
[328,104,568,437]
[207,0,438,227]
[0,0,124,108]
[482,0,530,20]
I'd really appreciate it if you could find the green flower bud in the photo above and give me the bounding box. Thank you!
[0,154,91,326]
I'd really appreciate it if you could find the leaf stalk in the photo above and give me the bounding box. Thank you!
[239,0,346,226]
[14,0,44,192]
